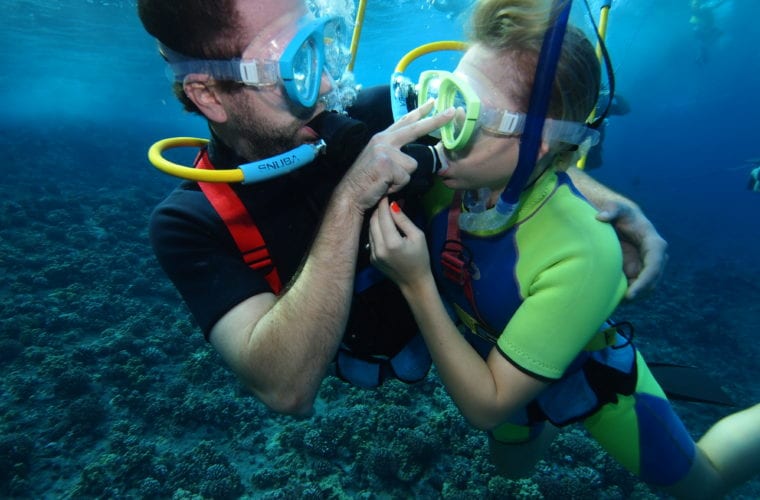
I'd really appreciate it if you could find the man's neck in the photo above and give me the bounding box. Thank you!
[207,126,247,169]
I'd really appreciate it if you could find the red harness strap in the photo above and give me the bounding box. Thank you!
[441,191,469,285]
[195,150,283,294]
[441,191,498,338]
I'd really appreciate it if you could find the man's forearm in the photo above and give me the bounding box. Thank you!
[567,166,637,209]
[247,192,363,414]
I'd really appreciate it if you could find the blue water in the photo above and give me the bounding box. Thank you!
[1,0,758,498]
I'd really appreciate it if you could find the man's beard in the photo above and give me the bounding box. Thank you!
[229,94,306,162]
[239,115,302,161]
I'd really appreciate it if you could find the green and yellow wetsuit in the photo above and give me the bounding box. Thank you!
[425,167,695,486]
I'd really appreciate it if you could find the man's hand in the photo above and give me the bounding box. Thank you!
[596,201,669,300]
[339,100,453,214]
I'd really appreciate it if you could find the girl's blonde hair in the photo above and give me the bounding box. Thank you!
[468,0,601,125]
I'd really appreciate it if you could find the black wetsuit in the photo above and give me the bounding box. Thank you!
[149,86,422,370]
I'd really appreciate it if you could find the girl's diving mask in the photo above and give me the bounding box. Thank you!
[159,15,351,110]
[416,70,600,152]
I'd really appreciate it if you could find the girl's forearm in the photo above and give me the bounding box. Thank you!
[399,276,509,429]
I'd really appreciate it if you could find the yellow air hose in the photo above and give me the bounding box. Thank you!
[394,41,468,73]
[148,137,244,183]
[577,1,611,170]
[347,0,367,72]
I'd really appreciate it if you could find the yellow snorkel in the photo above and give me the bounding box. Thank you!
[577,0,612,169]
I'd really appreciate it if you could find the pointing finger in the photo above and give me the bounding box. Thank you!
[386,105,454,148]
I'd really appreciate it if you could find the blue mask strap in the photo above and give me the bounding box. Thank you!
[498,0,573,215]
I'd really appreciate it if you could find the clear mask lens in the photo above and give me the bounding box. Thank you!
[424,79,441,101]
[416,71,444,138]
[449,88,469,144]
[316,18,356,112]
[417,70,481,148]
[436,74,479,150]
[292,37,319,101]
[279,16,351,109]
[323,18,350,81]
[418,76,440,118]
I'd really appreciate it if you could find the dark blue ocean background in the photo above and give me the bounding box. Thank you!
[2,0,758,497]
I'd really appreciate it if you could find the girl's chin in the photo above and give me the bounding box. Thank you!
[439,175,468,190]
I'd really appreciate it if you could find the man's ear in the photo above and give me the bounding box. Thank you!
[183,75,228,123]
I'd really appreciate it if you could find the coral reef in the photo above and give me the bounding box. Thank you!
[1,123,759,499]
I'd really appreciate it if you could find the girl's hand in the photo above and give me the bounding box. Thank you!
[368,198,433,289]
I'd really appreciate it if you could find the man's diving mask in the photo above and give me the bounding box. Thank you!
[416,70,600,152]
[159,15,351,110]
